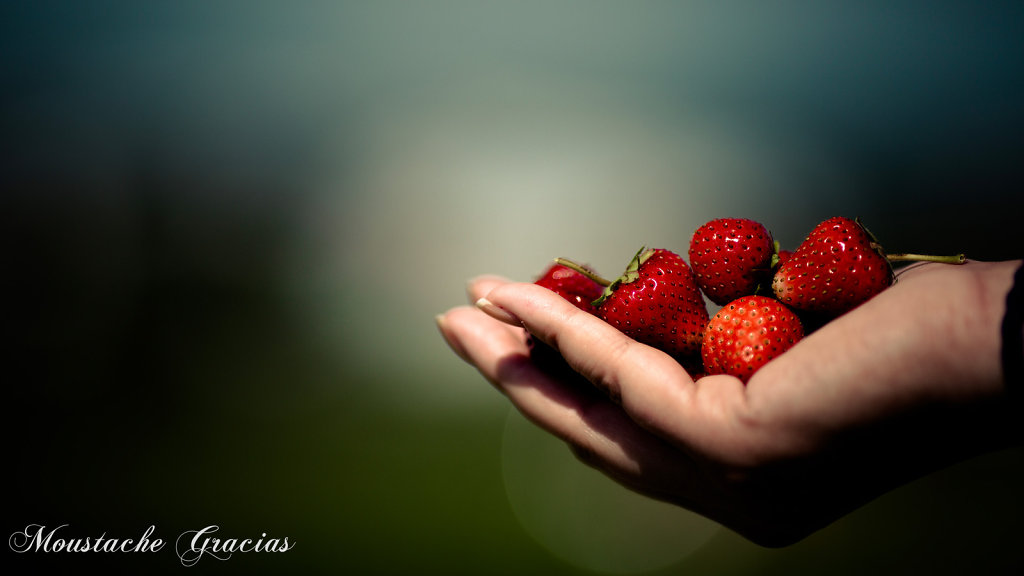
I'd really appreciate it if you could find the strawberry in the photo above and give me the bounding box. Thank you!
[533,262,604,314]
[772,216,964,316]
[701,295,803,383]
[689,218,776,305]
[557,247,709,361]
[772,216,892,315]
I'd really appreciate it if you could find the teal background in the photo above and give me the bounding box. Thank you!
[4,2,1022,574]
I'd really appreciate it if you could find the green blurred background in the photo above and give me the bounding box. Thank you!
[4,1,1022,574]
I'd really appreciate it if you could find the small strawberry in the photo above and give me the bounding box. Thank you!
[689,218,776,305]
[557,247,709,362]
[772,216,964,316]
[702,295,804,383]
[534,262,604,314]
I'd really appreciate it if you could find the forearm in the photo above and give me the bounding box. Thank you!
[750,260,1022,455]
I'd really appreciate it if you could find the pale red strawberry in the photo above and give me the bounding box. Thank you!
[528,262,606,368]
[701,295,803,383]
[689,218,775,305]
[559,247,709,361]
[534,262,604,314]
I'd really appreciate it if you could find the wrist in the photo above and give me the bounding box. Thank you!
[951,259,1024,447]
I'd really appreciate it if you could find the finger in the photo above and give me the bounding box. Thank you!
[436,305,706,502]
[480,282,759,462]
[436,305,523,374]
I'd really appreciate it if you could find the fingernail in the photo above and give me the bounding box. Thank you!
[475,297,521,326]
[435,314,470,362]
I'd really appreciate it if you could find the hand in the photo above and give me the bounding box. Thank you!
[436,260,1021,546]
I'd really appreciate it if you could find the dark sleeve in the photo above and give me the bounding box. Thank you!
[1003,262,1024,396]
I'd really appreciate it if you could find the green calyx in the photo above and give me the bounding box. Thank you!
[768,240,782,270]
[593,246,656,306]
[747,241,784,297]
[554,246,656,307]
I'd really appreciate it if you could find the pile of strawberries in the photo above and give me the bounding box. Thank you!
[534,216,964,383]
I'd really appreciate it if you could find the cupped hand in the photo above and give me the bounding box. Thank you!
[436,261,1020,546]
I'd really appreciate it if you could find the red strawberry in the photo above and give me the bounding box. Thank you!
[701,295,803,383]
[558,248,709,361]
[771,216,964,316]
[689,218,776,305]
[534,262,604,314]
[771,217,893,316]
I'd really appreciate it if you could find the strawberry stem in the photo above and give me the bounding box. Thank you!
[856,218,966,266]
[553,258,613,287]
[886,253,966,265]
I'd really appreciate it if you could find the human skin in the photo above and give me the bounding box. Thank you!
[436,259,1021,546]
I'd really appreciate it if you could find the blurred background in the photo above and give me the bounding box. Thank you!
[3,1,1022,574]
